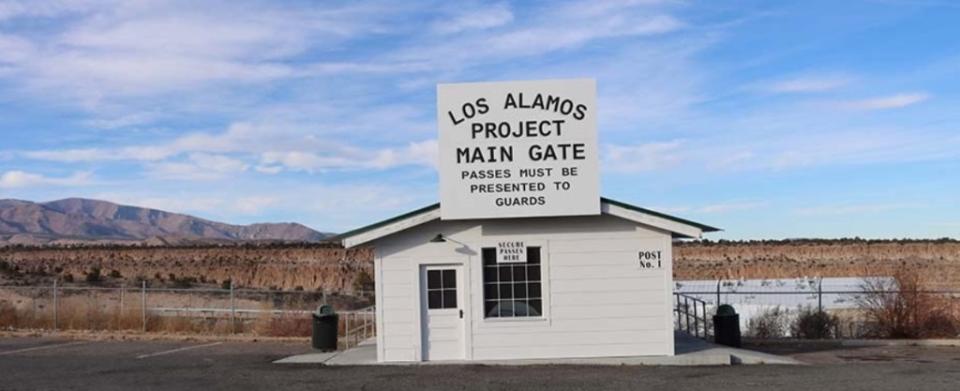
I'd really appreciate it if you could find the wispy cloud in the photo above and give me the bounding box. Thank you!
[837,92,930,110]
[602,141,684,173]
[432,3,513,34]
[259,140,437,173]
[0,1,398,105]
[0,170,92,189]
[145,153,249,181]
[699,201,767,213]
[20,122,438,173]
[650,201,766,215]
[761,75,852,93]
[794,203,923,216]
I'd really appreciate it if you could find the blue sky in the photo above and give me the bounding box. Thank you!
[0,0,957,239]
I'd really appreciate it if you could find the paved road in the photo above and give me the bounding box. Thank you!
[2,337,960,390]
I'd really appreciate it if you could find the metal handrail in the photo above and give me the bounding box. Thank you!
[341,307,376,350]
[674,292,711,340]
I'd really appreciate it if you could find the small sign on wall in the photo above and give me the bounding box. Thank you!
[639,250,663,269]
[497,241,526,263]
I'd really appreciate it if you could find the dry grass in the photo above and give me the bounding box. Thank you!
[0,288,356,338]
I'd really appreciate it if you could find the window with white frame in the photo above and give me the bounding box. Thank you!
[482,246,542,318]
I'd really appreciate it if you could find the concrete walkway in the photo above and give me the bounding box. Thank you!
[274,333,801,366]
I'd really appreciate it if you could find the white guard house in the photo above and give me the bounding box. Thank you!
[337,197,719,362]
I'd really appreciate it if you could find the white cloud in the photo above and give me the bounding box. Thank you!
[838,92,930,110]
[254,165,283,174]
[145,153,249,180]
[698,201,766,213]
[602,141,684,173]
[233,196,278,214]
[0,170,91,188]
[432,3,513,34]
[0,1,398,104]
[763,75,851,93]
[794,203,921,216]
[649,201,766,215]
[21,120,437,174]
[391,3,683,71]
[259,139,437,173]
[24,145,173,162]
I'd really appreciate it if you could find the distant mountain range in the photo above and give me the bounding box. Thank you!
[0,198,331,245]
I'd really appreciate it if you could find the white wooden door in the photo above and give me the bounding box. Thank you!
[420,264,465,361]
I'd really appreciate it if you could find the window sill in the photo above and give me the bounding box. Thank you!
[480,316,548,324]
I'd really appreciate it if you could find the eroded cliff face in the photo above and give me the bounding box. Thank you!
[675,241,960,287]
[0,245,373,292]
[4,240,960,291]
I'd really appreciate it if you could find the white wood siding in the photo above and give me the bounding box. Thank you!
[373,214,674,362]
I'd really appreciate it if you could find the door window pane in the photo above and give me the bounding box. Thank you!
[442,290,457,309]
[428,290,442,309]
[427,270,442,289]
[442,270,456,289]
[427,268,458,309]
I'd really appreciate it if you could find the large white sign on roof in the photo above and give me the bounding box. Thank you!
[437,79,600,220]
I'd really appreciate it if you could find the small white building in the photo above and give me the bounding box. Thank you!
[338,197,718,362]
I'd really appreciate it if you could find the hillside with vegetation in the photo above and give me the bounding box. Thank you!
[675,238,960,288]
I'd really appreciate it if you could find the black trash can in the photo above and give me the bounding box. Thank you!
[312,305,339,351]
[713,304,742,348]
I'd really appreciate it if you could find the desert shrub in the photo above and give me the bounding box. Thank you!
[857,266,960,338]
[0,261,19,277]
[221,279,232,290]
[353,270,374,294]
[131,275,147,287]
[0,301,19,328]
[108,270,122,279]
[63,273,74,283]
[171,276,196,289]
[791,307,838,339]
[84,267,102,284]
[746,306,789,338]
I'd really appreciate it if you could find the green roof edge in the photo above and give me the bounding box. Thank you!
[600,197,721,232]
[332,197,721,244]
[329,202,440,243]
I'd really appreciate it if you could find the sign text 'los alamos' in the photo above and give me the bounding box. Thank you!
[437,79,600,220]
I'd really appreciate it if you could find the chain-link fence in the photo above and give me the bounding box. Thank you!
[0,283,375,348]
[674,277,960,339]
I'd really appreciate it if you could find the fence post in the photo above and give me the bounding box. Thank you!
[716,280,721,306]
[230,280,236,334]
[119,286,124,330]
[818,278,823,313]
[141,280,146,333]
[693,298,699,338]
[702,300,708,338]
[52,278,58,332]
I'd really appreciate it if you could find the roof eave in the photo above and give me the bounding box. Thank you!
[338,198,720,247]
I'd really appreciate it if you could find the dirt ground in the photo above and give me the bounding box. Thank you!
[745,340,960,364]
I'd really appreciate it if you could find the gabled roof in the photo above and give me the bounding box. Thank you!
[335,197,720,248]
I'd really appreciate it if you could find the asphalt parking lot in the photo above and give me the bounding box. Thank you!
[2,336,960,391]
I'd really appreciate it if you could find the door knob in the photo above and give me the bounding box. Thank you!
[459,309,464,318]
